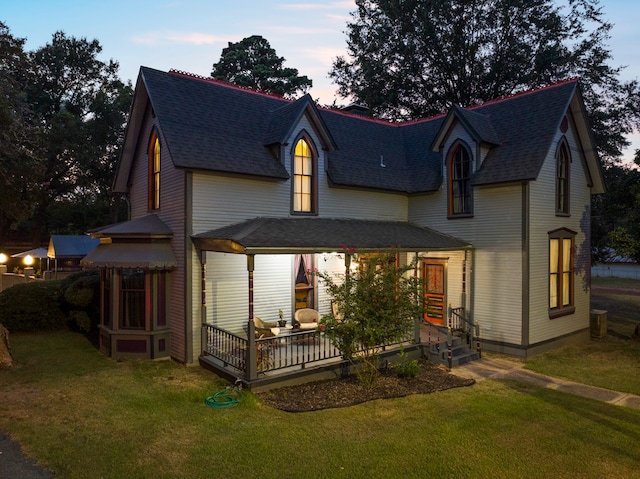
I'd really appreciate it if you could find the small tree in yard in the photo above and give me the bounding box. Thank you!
[315,250,425,386]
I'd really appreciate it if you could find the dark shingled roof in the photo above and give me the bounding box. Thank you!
[192,217,470,254]
[450,105,501,145]
[468,81,578,186]
[90,214,174,238]
[120,68,592,194]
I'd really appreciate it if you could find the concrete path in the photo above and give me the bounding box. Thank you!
[0,432,53,479]
[455,356,640,410]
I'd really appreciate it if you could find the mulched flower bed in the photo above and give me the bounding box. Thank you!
[257,359,475,412]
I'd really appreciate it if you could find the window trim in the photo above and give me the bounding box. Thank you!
[548,228,576,318]
[101,269,170,331]
[447,141,473,218]
[291,134,318,215]
[148,131,161,211]
[555,138,571,216]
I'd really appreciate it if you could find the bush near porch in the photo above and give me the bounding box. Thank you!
[0,271,99,334]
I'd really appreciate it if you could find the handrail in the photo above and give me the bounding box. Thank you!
[448,304,481,358]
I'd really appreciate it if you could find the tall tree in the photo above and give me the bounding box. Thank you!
[211,35,312,97]
[330,0,640,164]
[24,31,132,243]
[0,22,42,246]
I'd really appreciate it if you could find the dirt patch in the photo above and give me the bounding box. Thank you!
[257,359,475,412]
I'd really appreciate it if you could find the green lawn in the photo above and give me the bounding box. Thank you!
[2,331,640,478]
[524,277,640,395]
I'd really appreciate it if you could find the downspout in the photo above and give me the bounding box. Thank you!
[522,181,530,347]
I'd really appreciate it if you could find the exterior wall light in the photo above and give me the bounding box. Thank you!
[0,253,7,264]
[24,255,34,266]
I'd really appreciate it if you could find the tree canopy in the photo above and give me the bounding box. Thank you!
[211,35,312,97]
[0,24,132,247]
[330,0,640,165]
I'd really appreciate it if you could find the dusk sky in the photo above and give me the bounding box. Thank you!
[3,0,639,161]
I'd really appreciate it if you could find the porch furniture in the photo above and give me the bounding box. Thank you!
[331,302,343,321]
[254,316,280,338]
[295,282,312,309]
[294,308,320,331]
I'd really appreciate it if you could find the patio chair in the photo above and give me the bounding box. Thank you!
[253,316,280,338]
[294,308,321,330]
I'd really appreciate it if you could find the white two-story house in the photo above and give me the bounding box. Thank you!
[83,68,603,373]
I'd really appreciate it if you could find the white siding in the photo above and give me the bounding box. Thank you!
[409,124,523,345]
[129,110,188,362]
[528,126,591,344]
[190,113,407,234]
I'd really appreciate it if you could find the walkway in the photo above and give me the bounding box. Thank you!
[455,356,640,410]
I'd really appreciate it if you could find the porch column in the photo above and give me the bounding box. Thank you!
[247,254,257,380]
[200,252,207,354]
[344,252,351,277]
[414,252,421,344]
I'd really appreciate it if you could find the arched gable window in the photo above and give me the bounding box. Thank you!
[448,143,473,216]
[556,139,571,215]
[148,131,161,210]
[292,136,317,214]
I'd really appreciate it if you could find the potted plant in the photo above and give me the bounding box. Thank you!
[277,309,286,327]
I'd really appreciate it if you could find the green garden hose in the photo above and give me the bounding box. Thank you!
[205,385,243,408]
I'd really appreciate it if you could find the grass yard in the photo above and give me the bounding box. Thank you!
[2,330,640,478]
[524,277,640,395]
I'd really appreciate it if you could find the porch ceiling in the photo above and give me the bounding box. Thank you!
[192,217,470,254]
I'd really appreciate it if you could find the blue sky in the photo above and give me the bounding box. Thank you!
[3,0,639,161]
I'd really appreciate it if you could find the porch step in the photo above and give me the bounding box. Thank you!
[423,336,480,368]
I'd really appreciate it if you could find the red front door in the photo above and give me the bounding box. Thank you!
[423,262,445,325]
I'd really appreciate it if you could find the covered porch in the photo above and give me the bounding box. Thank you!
[192,217,473,390]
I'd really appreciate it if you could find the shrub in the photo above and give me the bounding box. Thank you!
[63,272,100,333]
[0,281,68,332]
[316,250,425,386]
[64,272,99,309]
[392,348,421,378]
[0,271,101,334]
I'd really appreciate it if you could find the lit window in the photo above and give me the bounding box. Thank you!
[293,138,315,213]
[448,144,472,216]
[556,141,570,215]
[149,133,160,210]
[549,229,575,317]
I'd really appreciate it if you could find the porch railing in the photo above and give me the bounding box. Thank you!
[202,323,414,380]
[448,304,481,357]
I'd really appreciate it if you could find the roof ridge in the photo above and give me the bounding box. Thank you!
[168,69,290,101]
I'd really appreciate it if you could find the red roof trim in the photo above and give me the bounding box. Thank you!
[167,68,578,127]
[468,77,579,110]
[169,69,288,100]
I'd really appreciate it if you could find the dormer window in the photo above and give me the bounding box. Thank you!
[556,140,570,215]
[292,137,316,214]
[148,132,161,210]
[448,143,472,217]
